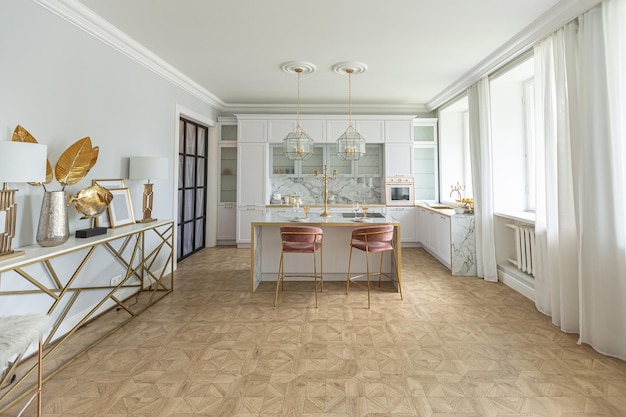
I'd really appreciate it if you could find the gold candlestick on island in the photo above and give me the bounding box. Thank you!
[315,164,337,217]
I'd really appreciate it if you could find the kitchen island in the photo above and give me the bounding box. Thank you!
[250,213,401,292]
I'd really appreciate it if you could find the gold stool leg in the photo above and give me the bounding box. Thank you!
[365,250,371,309]
[313,250,318,308]
[393,248,402,300]
[346,245,354,295]
[274,251,284,307]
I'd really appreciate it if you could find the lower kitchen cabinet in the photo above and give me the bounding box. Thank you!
[386,207,417,243]
[236,205,265,247]
[217,203,236,243]
[416,206,476,275]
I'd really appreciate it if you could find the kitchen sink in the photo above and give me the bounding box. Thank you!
[341,212,385,218]
[428,204,455,209]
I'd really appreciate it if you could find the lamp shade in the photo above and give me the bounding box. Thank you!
[128,157,168,180]
[0,141,47,183]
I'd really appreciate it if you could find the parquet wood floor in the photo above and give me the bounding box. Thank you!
[7,247,626,416]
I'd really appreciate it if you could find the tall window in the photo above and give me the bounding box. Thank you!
[489,55,535,213]
[178,118,208,261]
[523,80,536,211]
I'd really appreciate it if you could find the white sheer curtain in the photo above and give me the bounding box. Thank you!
[467,78,498,282]
[534,2,626,360]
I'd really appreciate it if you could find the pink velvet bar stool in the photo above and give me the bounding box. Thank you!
[345,225,402,308]
[275,226,324,307]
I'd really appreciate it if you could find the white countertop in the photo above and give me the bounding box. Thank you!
[253,212,400,225]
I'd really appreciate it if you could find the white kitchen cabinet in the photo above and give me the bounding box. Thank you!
[300,119,326,143]
[416,208,450,266]
[237,143,266,204]
[268,119,296,143]
[385,119,413,142]
[386,207,417,243]
[217,203,236,242]
[237,119,267,142]
[236,205,265,245]
[434,213,451,268]
[417,207,475,273]
[413,118,438,201]
[355,119,385,143]
[385,143,413,177]
[237,143,267,246]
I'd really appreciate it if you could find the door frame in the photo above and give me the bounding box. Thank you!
[174,104,217,265]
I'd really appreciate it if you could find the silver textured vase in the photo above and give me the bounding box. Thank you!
[37,191,70,247]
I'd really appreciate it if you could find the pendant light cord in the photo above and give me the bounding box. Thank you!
[347,68,354,128]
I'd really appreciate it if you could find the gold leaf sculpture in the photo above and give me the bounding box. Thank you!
[55,137,94,188]
[11,125,99,191]
[12,125,53,185]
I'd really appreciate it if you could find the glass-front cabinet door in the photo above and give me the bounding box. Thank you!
[300,146,324,175]
[271,145,296,176]
[220,146,237,202]
[355,144,382,177]
[327,144,352,176]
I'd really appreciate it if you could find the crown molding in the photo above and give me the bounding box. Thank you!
[35,0,226,111]
[223,102,429,116]
[426,0,602,111]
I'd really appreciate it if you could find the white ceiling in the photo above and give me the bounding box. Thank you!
[74,0,569,114]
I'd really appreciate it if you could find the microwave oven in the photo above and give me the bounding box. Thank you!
[385,177,415,206]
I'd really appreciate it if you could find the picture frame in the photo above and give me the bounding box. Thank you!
[92,178,126,189]
[92,179,125,228]
[107,188,135,228]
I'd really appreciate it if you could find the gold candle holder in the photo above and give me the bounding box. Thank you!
[314,165,337,217]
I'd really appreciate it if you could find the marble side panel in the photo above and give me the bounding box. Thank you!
[451,215,477,276]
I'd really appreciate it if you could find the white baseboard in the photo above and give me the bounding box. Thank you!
[498,267,535,301]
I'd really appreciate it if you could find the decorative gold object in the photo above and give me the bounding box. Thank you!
[68,183,113,219]
[314,164,337,217]
[11,125,100,245]
[12,126,99,191]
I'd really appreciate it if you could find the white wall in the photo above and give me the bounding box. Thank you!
[0,0,219,319]
[0,0,219,248]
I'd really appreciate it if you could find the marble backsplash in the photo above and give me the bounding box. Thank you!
[271,177,382,204]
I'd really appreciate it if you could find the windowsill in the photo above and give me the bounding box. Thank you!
[494,211,535,225]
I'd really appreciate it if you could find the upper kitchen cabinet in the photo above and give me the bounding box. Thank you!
[236,115,267,142]
[268,117,326,143]
[355,120,385,143]
[413,118,438,201]
[385,117,415,143]
[268,119,296,143]
[413,118,438,142]
[218,116,238,142]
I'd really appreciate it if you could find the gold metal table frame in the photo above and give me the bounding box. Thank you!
[0,220,175,415]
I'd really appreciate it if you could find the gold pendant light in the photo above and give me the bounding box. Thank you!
[282,62,316,160]
[334,62,367,161]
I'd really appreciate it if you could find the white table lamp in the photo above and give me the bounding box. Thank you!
[0,141,47,260]
[128,156,168,223]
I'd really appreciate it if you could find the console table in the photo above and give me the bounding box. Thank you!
[0,220,174,414]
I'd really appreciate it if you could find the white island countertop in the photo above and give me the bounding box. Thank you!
[253,212,400,225]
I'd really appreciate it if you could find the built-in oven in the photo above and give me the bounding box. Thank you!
[385,176,415,206]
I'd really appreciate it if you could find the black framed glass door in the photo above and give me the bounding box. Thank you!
[178,117,208,261]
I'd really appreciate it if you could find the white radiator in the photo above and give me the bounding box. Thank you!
[506,224,536,277]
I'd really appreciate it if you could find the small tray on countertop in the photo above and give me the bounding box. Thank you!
[289,217,311,222]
